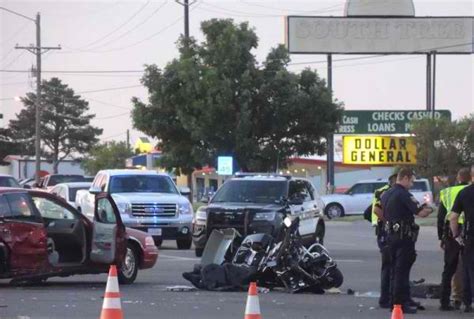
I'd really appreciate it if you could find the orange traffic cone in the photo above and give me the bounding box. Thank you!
[391,304,404,319]
[100,265,124,319]
[244,282,262,319]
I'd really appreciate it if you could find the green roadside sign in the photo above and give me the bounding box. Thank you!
[336,110,452,135]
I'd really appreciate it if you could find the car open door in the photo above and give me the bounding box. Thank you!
[0,193,48,274]
[90,193,126,265]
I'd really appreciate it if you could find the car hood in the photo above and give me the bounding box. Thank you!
[207,202,283,212]
[111,192,188,204]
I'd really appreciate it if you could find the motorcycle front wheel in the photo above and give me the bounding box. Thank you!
[321,267,344,289]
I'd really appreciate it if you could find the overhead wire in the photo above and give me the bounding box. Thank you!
[71,0,152,50]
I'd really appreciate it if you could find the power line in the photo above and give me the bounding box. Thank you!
[238,1,344,14]
[72,0,152,50]
[87,97,131,110]
[0,21,30,46]
[0,69,143,73]
[77,84,143,94]
[0,51,27,69]
[95,111,130,120]
[83,1,169,51]
[102,131,128,140]
[61,2,201,54]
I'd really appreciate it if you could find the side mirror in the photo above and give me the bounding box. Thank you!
[178,186,191,196]
[89,186,102,195]
[23,184,32,189]
[200,196,210,204]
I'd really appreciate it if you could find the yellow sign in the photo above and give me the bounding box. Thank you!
[343,136,417,165]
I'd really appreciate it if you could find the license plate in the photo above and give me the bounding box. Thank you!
[147,228,162,236]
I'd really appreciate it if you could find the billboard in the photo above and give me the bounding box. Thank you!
[343,136,417,165]
[337,110,451,134]
[287,17,474,54]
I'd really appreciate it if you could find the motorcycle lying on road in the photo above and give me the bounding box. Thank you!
[183,217,343,293]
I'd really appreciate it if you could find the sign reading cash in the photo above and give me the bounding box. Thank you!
[286,17,473,54]
[343,136,417,165]
[337,110,451,134]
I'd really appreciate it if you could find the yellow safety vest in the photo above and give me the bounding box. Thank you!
[371,184,390,225]
[440,185,467,224]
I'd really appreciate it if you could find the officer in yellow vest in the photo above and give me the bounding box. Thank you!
[372,173,397,308]
[438,167,471,311]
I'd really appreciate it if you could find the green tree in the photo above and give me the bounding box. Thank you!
[81,141,133,175]
[9,78,103,173]
[0,128,23,165]
[132,19,342,175]
[411,113,474,183]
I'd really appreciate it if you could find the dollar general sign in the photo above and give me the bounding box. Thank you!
[343,136,417,165]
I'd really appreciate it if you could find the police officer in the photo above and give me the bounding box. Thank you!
[438,167,471,310]
[371,173,397,308]
[381,168,434,313]
[449,164,474,313]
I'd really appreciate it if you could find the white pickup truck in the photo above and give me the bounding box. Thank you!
[75,169,193,249]
[321,178,433,219]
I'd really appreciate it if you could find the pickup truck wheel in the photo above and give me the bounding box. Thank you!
[118,243,138,285]
[325,203,344,219]
[195,247,204,257]
[177,237,192,250]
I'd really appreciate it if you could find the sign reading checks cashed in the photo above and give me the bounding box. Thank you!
[343,136,417,165]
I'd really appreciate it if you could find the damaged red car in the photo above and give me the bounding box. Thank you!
[0,188,158,284]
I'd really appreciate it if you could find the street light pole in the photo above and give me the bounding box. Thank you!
[0,7,61,184]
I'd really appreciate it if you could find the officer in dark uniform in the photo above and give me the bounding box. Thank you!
[371,173,397,308]
[449,164,474,313]
[381,168,434,313]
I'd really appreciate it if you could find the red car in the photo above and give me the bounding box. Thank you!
[0,188,158,284]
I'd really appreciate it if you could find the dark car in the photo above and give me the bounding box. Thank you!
[192,174,326,257]
[0,188,158,284]
[0,175,21,188]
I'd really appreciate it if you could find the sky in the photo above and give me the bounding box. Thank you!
[0,0,473,147]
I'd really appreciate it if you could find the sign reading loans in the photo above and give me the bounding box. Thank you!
[337,110,451,134]
[343,136,417,165]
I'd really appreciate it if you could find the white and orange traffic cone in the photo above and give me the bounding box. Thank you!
[391,304,404,319]
[244,282,262,319]
[100,265,124,319]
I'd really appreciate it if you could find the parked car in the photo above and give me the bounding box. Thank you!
[50,182,92,208]
[39,174,85,190]
[0,188,158,284]
[0,175,21,188]
[320,178,433,218]
[75,170,193,249]
[192,173,326,257]
[19,178,35,189]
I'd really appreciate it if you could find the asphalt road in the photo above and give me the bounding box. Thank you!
[1,220,472,319]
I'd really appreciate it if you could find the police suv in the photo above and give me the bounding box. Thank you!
[192,173,326,257]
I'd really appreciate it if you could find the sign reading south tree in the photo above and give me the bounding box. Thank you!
[343,136,417,165]
[337,110,451,134]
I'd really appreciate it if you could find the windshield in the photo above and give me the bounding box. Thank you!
[0,177,20,188]
[211,180,287,204]
[109,175,178,194]
[68,186,90,201]
[48,175,84,186]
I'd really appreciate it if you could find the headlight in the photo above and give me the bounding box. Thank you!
[145,236,155,247]
[179,202,192,215]
[116,202,132,215]
[253,212,276,221]
[194,207,207,223]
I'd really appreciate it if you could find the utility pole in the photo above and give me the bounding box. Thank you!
[12,11,61,184]
[326,54,335,194]
[126,129,130,150]
[175,0,196,39]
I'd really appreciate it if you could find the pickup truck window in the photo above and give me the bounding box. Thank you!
[109,175,178,194]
